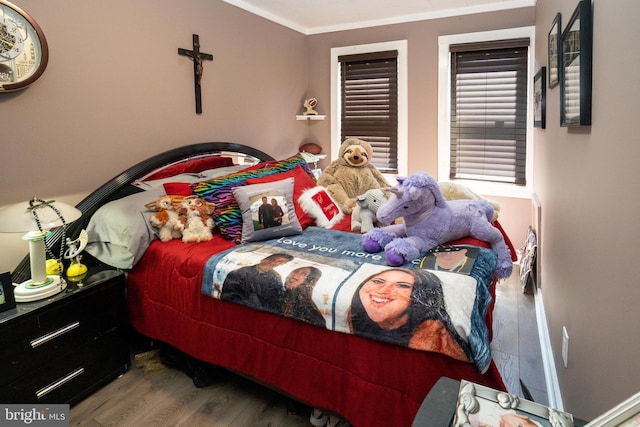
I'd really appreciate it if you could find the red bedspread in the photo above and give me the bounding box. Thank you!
[127,225,507,427]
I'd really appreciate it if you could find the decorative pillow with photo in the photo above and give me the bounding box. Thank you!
[246,165,317,229]
[298,186,344,229]
[232,177,302,243]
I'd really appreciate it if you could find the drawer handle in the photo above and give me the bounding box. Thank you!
[30,321,80,348]
[36,367,85,399]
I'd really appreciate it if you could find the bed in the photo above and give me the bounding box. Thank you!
[12,142,512,427]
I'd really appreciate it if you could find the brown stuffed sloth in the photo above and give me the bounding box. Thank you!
[317,138,391,215]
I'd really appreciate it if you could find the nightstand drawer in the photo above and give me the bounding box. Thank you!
[1,328,129,404]
[0,278,126,384]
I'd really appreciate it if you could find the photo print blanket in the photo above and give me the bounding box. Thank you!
[201,227,498,372]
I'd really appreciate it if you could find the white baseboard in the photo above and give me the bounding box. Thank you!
[534,287,564,410]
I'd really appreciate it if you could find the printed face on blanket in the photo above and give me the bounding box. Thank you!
[204,227,497,371]
[213,249,476,364]
[349,268,470,361]
[419,245,480,275]
[221,255,326,327]
[281,266,325,327]
[220,253,294,313]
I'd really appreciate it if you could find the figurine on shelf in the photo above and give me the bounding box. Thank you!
[303,98,318,115]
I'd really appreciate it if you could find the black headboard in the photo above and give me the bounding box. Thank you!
[12,142,274,283]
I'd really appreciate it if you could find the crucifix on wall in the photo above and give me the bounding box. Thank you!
[178,34,214,114]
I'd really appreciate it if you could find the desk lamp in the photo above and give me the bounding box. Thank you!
[0,197,82,302]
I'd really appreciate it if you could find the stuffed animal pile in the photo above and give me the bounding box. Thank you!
[146,195,215,243]
[362,171,513,279]
[317,138,390,215]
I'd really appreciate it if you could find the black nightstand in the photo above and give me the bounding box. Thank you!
[0,267,130,404]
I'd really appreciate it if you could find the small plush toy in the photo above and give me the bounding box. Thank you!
[298,186,344,229]
[173,195,216,243]
[351,188,388,233]
[146,195,185,242]
[317,138,390,215]
[362,172,513,279]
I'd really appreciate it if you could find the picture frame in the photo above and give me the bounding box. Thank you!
[560,0,592,127]
[0,271,17,313]
[548,13,561,88]
[452,380,575,427]
[534,67,547,129]
[585,391,640,427]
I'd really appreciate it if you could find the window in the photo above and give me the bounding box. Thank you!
[450,41,529,185]
[339,51,398,173]
[438,27,535,198]
[331,41,407,178]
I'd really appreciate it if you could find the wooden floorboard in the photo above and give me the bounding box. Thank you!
[70,265,548,426]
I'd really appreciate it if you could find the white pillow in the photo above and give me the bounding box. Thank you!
[85,188,164,269]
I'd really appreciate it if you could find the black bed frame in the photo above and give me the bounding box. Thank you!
[12,143,274,283]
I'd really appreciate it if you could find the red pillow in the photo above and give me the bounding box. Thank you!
[246,165,317,229]
[146,156,234,181]
[163,182,192,196]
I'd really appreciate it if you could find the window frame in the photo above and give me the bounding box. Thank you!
[331,40,408,179]
[438,27,535,199]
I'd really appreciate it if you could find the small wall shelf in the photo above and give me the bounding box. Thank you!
[296,114,326,120]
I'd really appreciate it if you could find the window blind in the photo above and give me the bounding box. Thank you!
[450,40,529,185]
[339,50,398,173]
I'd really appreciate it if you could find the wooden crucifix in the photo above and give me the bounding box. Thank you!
[178,34,214,114]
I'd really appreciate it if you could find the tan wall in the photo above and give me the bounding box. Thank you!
[534,0,640,420]
[0,0,308,206]
[0,0,307,272]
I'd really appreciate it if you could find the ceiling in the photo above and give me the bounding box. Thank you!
[222,0,536,35]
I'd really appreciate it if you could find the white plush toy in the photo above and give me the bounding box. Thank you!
[351,188,388,233]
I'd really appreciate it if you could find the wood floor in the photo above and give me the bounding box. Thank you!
[491,266,548,406]
[70,266,547,426]
[69,360,312,427]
